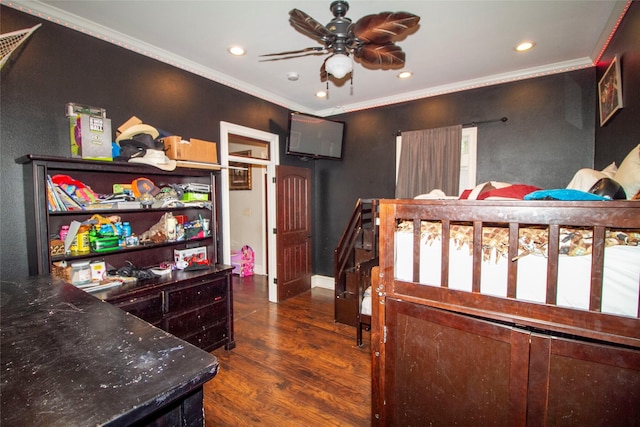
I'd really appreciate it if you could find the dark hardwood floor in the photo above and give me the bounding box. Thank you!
[205,275,371,426]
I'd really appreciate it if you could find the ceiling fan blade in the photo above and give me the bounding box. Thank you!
[352,12,420,44]
[289,9,334,42]
[260,47,325,57]
[355,43,406,67]
[259,51,327,62]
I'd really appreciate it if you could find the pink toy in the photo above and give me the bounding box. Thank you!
[239,245,254,277]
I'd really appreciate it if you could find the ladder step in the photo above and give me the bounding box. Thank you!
[355,248,374,263]
[362,229,375,248]
[346,270,359,295]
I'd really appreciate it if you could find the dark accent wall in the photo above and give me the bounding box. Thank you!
[312,70,597,275]
[0,6,297,280]
[594,1,640,168]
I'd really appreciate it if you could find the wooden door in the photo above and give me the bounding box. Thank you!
[276,165,312,302]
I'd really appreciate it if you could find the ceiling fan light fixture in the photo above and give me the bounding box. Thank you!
[397,71,413,79]
[316,90,328,98]
[266,2,420,85]
[325,53,352,79]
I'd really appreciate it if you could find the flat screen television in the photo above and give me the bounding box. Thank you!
[286,112,345,160]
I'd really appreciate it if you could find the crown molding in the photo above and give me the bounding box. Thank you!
[591,0,632,63]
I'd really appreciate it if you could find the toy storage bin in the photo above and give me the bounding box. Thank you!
[230,250,243,275]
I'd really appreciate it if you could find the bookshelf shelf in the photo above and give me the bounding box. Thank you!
[18,154,220,275]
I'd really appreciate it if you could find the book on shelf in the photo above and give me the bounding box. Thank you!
[113,200,141,209]
[84,200,142,210]
[55,187,83,211]
[47,175,84,211]
[46,175,64,212]
[58,183,87,207]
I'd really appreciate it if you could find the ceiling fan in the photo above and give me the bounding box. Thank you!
[260,0,420,81]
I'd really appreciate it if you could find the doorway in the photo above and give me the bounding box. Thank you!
[220,122,279,302]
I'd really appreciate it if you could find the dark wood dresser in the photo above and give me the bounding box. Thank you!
[99,265,235,352]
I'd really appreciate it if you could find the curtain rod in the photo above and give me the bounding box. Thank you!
[394,116,508,136]
[463,116,508,127]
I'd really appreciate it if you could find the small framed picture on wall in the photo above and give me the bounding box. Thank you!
[598,55,623,126]
[229,150,252,191]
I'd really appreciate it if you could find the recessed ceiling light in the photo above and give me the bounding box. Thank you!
[316,91,327,98]
[228,46,246,56]
[515,41,535,52]
[398,71,413,79]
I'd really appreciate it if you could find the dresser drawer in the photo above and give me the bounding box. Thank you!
[164,302,227,338]
[182,321,229,352]
[113,293,163,325]
[165,278,227,313]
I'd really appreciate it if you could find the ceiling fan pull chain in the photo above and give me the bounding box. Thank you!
[350,70,354,96]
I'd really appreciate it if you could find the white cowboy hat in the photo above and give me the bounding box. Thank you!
[128,149,177,171]
[116,123,160,143]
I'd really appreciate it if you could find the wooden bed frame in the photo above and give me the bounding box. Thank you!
[372,199,640,426]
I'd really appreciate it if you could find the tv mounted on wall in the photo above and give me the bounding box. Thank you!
[286,112,345,160]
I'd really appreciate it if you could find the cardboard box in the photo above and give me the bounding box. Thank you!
[174,246,208,265]
[116,116,142,137]
[165,137,218,164]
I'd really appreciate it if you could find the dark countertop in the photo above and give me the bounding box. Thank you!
[1,275,219,426]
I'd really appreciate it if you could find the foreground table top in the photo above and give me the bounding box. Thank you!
[1,275,218,426]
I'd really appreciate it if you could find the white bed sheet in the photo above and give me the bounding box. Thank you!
[391,232,640,318]
[361,286,372,316]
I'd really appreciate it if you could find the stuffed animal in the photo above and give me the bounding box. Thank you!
[139,212,172,243]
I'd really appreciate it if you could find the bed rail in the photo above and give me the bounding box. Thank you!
[377,199,640,347]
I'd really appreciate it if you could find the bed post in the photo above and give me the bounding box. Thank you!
[371,201,396,425]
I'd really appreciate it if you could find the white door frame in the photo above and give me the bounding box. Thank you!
[220,121,279,302]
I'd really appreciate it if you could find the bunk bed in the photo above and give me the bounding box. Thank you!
[370,198,640,425]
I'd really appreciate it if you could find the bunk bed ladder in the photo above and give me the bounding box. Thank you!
[334,198,379,328]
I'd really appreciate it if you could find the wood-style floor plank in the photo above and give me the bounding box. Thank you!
[204,275,371,426]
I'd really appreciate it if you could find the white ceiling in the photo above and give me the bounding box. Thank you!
[11,1,628,116]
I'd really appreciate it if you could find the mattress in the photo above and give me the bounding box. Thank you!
[392,228,640,318]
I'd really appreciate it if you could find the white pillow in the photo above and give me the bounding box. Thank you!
[601,162,618,178]
[615,144,640,199]
[566,168,608,192]
[566,162,619,192]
